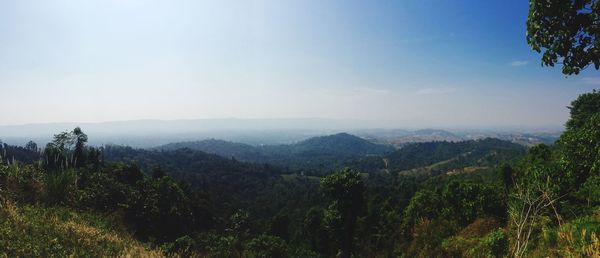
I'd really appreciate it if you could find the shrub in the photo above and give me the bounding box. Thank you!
[244,234,288,258]
[483,229,507,258]
[44,169,77,205]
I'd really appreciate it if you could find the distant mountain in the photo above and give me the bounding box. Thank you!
[0,118,365,147]
[156,133,394,175]
[356,128,561,147]
[413,129,457,137]
[356,129,462,147]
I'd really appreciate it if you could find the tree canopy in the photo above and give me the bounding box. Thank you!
[527,0,600,75]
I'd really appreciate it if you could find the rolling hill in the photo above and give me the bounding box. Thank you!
[157,133,394,175]
[385,138,526,176]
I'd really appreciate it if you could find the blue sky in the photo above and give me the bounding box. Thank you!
[0,0,598,129]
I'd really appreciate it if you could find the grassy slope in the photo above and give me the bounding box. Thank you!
[0,199,164,258]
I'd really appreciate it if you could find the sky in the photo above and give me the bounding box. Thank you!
[0,0,598,129]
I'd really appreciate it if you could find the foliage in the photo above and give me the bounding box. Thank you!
[527,0,600,75]
[44,169,77,205]
[320,168,365,258]
[559,112,600,192]
[484,229,508,258]
[508,144,564,257]
[565,90,600,130]
[0,199,161,257]
[244,234,288,258]
[506,91,600,257]
[157,133,393,176]
[386,138,525,173]
[442,226,507,258]
[0,114,597,258]
[402,179,505,233]
[555,215,600,257]
[0,142,40,164]
[43,127,100,171]
[126,176,198,242]
[0,163,44,203]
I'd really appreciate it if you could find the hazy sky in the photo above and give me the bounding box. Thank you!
[1,0,598,129]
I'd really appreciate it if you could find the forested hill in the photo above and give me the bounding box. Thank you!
[1,97,598,258]
[157,133,394,175]
[157,139,266,160]
[2,90,600,257]
[102,145,286,212]
[288,133,394,155]
[158,133,393,156]
[386,138,526,174]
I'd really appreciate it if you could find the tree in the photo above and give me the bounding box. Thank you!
[560,113,600,188]
[565,90,600,130]
[43,127,90,170]
[44,131,75,170]
[508,145,564,258]
[126,176,198,242]
[244,234,288,258]
[302,207,329,256]
[320,168,365,258]
[72,127,88,168]
[25,141,38,152]
[527,0,600,75]
[152,165,167,179]
[556,91,600,214]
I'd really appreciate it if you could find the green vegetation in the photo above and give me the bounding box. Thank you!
[527,0,600,75]
[0,163,163,257]
[386,138,526,175]
[157,133,393,176]
[0,199,163,257]
[1,92,599,257]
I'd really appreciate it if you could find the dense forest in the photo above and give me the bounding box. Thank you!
[2,1,600,257]
[156,133,394,176]
[0,91,599,257]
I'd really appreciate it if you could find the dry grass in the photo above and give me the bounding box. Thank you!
[0,198,166,257]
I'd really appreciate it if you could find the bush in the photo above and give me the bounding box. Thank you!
[0,164,45,203]
[244,234,288,258]
[197,232,238,258]
[44,169,77,205]
[162,235,197,256]
[77,172,131,211]
[0,201,138,257]
[483,229,507,258]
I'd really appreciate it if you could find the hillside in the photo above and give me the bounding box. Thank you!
[158,139,266,160]
[288,133,393,156]
[103,145,285,212]
[386,138,526,175]
[1,114,598,258]
[156,133,394,175]
[0,199,163,257]
[158,133,392,156]
[356,128,560,147]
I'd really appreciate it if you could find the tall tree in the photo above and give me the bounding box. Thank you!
[44,131,75,170]
[565,90,600,130]
[43,127,88,170]
[72,127,88,167]
[320,168,365,258]
[527,0,600,75]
